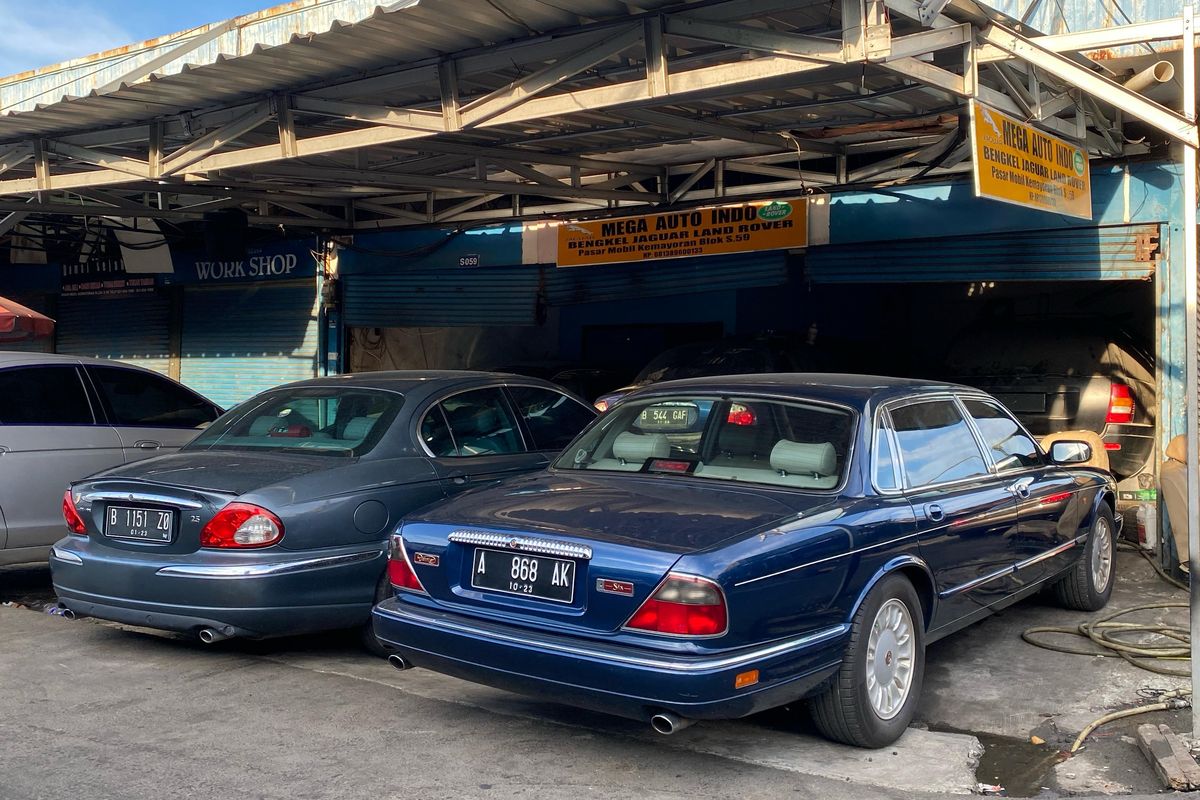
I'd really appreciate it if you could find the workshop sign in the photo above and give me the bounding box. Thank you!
[556,198,807,267]
[970,99,1091,220]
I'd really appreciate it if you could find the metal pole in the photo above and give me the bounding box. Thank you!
[1182,4,1199,736]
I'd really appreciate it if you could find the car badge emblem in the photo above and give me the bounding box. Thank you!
[412,552,439,567]
[596,578,635,597]
[506,538,521,550]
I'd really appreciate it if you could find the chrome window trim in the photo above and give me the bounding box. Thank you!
[376,600,848,671]
[551,392,859,496]
[955,393,1047,475]
[156,549,383,578]
[449,529,593,560]
[876,393,995,494]
[869,406,904,495]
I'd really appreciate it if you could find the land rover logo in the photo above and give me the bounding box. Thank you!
[757,201,792,221]
[1073,150,1085,176]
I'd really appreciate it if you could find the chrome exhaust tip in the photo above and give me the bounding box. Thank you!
[59,606,76,620]
[198,628,230,644]
[387,653,412,671]
[650,711,694,735]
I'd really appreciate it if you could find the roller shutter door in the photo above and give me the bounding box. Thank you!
[179,282,318,409]
[56,292,172,374]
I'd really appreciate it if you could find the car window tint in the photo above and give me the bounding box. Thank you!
[962,399,1043,473]
[507,385,595,451]
[89,365,218,429]
[438,388,523,456]
[890,400,989,487]
[874,424,900,490]
[0,366,94,425]
[420,406,458,457]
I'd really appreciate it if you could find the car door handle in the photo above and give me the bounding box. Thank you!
[1006,477,1034,499]
[134,440,161,450]
[925,503,945,523]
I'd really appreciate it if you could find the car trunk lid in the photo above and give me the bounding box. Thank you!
[399,471,812,634]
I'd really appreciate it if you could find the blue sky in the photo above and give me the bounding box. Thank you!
[0,0,274,77]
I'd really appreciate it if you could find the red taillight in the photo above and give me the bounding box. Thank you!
[1104,442,1122,451]
[625,574,727,637]
[1106,384,1135,424]
[594,399,610,413]
[62,490,87,536]
[387,533,427,593]
[200,503,283,548]
[727,403,756,426]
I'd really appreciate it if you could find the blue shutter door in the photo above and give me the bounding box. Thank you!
[179,282,319,409]
[55,293,172,374]
[805,224,1160,283]
[343,266,540,327]
[546,253,789,306]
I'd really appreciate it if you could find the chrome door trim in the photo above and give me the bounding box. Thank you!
[84,491,205,510]
[449,530,593,560]
[938,536,1082,598]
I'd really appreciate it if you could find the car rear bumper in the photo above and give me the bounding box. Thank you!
[50,537,386,638]
[372,596,847,722]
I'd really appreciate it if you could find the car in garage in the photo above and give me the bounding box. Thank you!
[943,324,1155,487]
[372,374,1117,747]
[51,371,596,652]
[0,352,221,567]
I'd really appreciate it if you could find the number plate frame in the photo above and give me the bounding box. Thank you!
[104,505,175,543]
[469,547,576,604]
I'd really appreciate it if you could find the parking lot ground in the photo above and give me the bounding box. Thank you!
[0,548,1188,799]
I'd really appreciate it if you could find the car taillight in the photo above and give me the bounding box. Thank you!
[62,490,87,536]
[594,399,610,413]
[727,403,756,426]
[1106,384,1135,424]
[387,533,426,593]
[625,574,727,636]
[200,503,283,548]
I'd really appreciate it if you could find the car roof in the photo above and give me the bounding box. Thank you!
[0,351,148,369]
[270,369,572,398]
[629,372,976,407]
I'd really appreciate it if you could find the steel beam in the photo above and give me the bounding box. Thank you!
[979,23,1198,147]
[665,17,845,63]
[159,101,274,175]
[44,141,150,178]
[292,97,444,132]
[977,17,1185,62]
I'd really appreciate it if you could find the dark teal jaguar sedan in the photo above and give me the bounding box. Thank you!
[372,374,1117,747]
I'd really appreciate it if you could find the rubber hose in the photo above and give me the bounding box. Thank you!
[1069,695,1191,753]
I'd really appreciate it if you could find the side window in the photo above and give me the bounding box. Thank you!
[507,385,595,451]
[436,388,523,457]
[419,406,458,457]
[962,399,1043,473]
[890,399,990,488]
[0,366,95,425]
[89,365,219,429]
[873,420,900,491]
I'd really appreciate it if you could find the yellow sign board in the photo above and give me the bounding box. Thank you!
[970,99,1091,221]
[556,198,807,267]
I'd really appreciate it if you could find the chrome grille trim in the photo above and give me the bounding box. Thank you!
[448,530,592,560]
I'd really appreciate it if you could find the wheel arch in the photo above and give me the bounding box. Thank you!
[847,554,937,631]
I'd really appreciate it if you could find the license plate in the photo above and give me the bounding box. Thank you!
[470,548,576,604]
[104,506,174,543]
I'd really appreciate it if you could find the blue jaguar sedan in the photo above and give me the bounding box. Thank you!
[372,374,1117,747]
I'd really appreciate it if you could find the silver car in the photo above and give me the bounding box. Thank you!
[0,352,221,566]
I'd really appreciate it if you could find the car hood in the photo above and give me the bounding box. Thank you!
[409,470,828,553]
[87,449,339,495]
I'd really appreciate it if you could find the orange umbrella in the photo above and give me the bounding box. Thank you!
[0,295,54,341]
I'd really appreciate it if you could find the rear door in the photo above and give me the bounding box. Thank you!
[418,387,546,494]
[0,364,124,551]
[887,397,1021,628]
[84,364,221,462]
[960,396,1078,584]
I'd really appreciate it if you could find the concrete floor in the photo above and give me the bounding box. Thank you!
[0,549,1190,798]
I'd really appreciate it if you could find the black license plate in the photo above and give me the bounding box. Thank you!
[104,506,174,543]
[470,548,575,604]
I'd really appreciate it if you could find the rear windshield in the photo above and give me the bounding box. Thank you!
[555,395,854,490]
[186,387,402,457]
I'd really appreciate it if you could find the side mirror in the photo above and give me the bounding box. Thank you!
[1050,440,1092,465]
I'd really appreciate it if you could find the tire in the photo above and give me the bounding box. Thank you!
[808,574,925,748]
[1053,503,1116,612]
[360,571,394,658]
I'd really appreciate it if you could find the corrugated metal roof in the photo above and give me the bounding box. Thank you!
[0,0,685,138]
